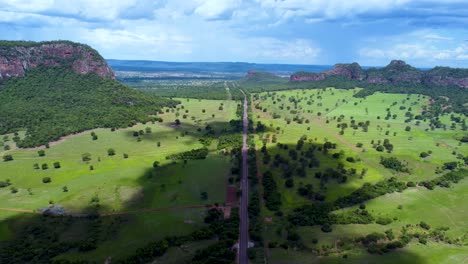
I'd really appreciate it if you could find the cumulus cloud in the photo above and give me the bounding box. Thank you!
[0,0,157,21]
[251,38,321,63]
[256,0,411,20]
[0,0,467,66]
[359,32,468,66]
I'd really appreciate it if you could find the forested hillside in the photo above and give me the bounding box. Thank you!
[0,66,178,147]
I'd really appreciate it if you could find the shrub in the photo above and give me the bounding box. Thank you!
[3,154,13,162]
[107,148,116,156]
[82,153,92,162]
[420,221,431,230]
[419,152,429,158]
[376,217,392,225]
[321,223,332,233]
[38,150,45,156]
[41,163,48,170]
[285,178,294,188]
[42,177,51,183]
[53,162,61,169]
[0,179,11,188]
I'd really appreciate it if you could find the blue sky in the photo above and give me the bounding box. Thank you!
[0,0,467,67]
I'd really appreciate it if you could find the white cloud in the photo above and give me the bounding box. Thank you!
[1,0,148,21]
[252,38,321,63]
[360,43,468,62]
[193,0,241,20]
[256,0,411,20]
[423,34,453,41]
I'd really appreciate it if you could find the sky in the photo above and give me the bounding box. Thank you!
[0,0,467,67]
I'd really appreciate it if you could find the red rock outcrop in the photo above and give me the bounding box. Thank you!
[290,60,468,88]
[0,41,114,82]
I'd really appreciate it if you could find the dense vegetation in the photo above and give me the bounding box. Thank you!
[166,147,209,160]
[0,66,177,147]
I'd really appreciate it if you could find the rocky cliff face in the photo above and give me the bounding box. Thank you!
[290,62,365,82]
[0,41,114,82]
[290,60,468,88]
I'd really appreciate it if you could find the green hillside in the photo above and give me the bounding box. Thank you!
[0,66,178,147]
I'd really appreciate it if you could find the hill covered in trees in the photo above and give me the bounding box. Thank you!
[0,40,178,147]
[0,67,177,148]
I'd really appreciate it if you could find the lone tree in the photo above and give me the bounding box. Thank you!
[42,177,51,183]
[82,153,92,162]
[175,119,181,126]
[38,150,46,157]
[53,162,61,169]
[153,161,160,168]
[107,148,116,156]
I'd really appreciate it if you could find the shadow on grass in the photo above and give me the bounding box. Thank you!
[269,247,427,264]
[254,138,441,264]
[122,120,243,145]
[0,120,243,263]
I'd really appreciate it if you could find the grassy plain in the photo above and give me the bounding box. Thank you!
[251,88,467,263]
[0,97,240,261]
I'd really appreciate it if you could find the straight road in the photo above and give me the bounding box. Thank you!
[238,89,249,264]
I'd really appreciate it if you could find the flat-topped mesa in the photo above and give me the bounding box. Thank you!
[0,40,114,82]
[246,70,276,77]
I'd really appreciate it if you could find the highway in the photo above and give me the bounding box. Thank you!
[238,89,249,264]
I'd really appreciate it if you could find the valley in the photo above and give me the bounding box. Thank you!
[0,41,466,264]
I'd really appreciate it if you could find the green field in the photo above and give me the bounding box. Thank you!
[251,88,467,263]
[0,97,241,262]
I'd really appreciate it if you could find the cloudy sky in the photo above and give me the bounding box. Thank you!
[1,0,467,67]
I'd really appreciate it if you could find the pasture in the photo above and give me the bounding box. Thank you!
[0,98,240,261]
[251,88,467,263]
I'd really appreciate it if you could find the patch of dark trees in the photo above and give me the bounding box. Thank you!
[166,147,209,160]
[288,168,467,228]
